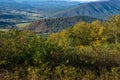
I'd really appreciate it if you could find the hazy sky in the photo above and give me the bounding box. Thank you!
[15,0,109,2]
[70,0,109,2]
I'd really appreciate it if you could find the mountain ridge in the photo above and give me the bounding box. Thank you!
[53,0,120,19]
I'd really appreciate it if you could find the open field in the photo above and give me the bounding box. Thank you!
[16,23,31,30]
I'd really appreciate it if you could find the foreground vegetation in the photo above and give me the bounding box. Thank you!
[0,15,120,80]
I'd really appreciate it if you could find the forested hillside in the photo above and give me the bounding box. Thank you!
[0,14,120,80]
[26,16,97,33]
[54,0,120,19]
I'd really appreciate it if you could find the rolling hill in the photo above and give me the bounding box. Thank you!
[0,14,26,19]
[25,16,98,33]
[53,0,120,19]
[0,21,16,29]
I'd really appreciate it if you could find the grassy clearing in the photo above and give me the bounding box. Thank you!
[0,29,9,32]
[16,23,30,30]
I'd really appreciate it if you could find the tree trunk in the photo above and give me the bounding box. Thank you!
[115,31,118,44]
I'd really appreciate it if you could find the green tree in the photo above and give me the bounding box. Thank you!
[106,15,120,44]
[73,21,105,46]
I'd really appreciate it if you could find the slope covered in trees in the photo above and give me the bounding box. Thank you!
[54,0,120,19]
[0,15,120,80]
[26,16,98,33]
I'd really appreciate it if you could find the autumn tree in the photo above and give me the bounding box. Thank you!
[49,27,73,47]
[106,15,120,44]
[73,21,105,46]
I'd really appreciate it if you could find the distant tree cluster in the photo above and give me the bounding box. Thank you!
[27,16,97,33]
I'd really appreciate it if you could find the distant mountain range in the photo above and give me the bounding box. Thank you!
[53,0,120,19]
[1,0,120,19]
[0,0,80,16]
[0,0,32,11]
[21,1,80,16]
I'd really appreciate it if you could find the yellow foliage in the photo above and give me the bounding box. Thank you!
[73,21,105,46]
[49,29,71,47]
[49,20,106,47]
